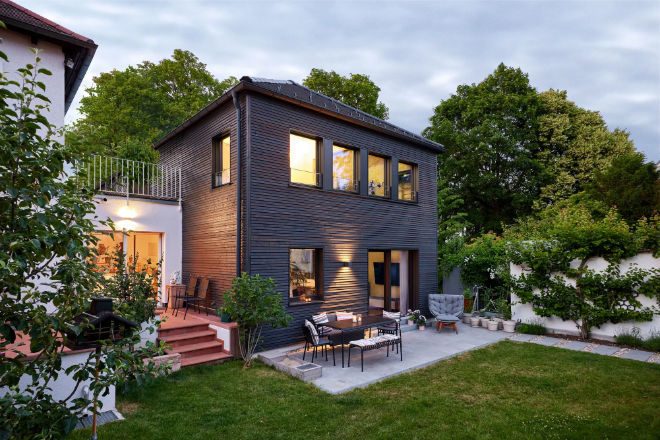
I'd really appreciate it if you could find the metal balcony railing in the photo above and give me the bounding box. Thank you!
[77,155,182,202]
[368,180,391,198]
[213,169,230,187]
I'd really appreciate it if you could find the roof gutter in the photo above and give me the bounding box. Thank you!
[232,90,242,278]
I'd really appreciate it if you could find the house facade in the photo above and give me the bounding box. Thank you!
[156,77,442,347]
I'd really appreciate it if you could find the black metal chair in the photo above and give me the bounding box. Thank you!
[377,311,401,353]
[302,321,336,366]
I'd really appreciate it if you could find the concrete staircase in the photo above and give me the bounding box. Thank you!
[158,322,232,368]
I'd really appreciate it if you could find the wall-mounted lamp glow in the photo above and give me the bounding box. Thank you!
[117,204,136,219]
[341,261,352,268]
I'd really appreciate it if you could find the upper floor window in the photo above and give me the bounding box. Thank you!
[290,133,320,187]
[212,135,230,187]
[332,145,358,192]
[398,161,417,201]
[368,153,390,197]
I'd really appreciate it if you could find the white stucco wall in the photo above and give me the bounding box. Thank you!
[91,195,183,305]
[0,350,115,413]
[511,252,660,340]
[0,27,66,142]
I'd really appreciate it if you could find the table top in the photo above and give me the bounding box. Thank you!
[323,315,395,331]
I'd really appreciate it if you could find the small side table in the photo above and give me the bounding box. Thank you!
[166,284,186,312]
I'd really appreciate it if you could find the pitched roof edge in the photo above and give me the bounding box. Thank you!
[154,78,444,153]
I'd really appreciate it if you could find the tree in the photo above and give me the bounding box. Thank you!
[585,152,660,224]
[536,89,636,208]
[0,47,164,438]
[437,174,468,276]
[302,68,389,119]
[423,63,548,236]
[506,203,660,339]
[68,49,237,160]
[220,273,291,367]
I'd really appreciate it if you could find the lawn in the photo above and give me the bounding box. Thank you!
[71,341,660,440]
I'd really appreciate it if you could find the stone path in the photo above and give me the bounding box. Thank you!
[509,333,660,364]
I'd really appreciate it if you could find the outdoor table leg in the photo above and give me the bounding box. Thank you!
[341,329,345,368]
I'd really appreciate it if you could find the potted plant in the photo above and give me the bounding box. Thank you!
[487,318,499,331]
[479,311,489,328]
[462,288,474,314]
[499,300,516,333]
[407,309,416,325]
[417,315,427,330]
[470,313,481,327]
[289,264,307,297]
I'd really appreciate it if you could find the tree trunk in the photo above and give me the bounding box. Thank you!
[575,257,590,339]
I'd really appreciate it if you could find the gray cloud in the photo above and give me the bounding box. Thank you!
[22,0,660,160]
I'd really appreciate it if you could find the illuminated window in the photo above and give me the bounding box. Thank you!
[368,154,389,197]
[398,161,417,201]
[290,134,320,186]
[289,248,322,302]
[212,135,231,187]
[332,145,358,192]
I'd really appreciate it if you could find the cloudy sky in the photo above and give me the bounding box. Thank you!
[24,0,660,161]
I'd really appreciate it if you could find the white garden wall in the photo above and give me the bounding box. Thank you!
[511,252,660,340]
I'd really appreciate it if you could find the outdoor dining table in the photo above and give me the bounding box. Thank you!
[323,315,397,368]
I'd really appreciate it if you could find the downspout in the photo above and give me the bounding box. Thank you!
[232,90,242,277]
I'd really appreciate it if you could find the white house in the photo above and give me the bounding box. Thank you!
[0,0,182,422]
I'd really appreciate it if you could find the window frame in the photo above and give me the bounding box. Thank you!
[397,160,418,202]
[289,132,322,188]
[331,143,359,193]
[367,152,391,198]
[288,247,324,304]
[212,133,231,188]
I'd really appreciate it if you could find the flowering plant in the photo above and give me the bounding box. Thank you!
[417,315,427,326]
[407,309,422,323]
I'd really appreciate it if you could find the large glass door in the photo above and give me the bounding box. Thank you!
[368,250,415,314]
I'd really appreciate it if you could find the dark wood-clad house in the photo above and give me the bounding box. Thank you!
[155,77,443,348]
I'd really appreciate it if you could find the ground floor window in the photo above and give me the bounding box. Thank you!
[91,231,162,294]
[289,248,322,303]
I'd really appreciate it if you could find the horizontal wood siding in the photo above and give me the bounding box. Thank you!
[246,93,438,349]
[157,98,241,308]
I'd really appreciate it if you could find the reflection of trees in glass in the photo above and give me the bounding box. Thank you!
[398,163,413,200]
[368,155,387,196]
[333,146,355,191]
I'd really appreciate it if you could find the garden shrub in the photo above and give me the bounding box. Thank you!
[518,321,547,335]
[614,328,644,348]
[642,332,660,352]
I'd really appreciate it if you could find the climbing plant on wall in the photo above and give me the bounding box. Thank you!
[506,203,660,339]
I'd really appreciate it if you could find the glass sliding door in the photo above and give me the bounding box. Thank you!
[368,250,413,314]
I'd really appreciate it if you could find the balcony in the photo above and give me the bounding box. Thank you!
[78,155,182,202]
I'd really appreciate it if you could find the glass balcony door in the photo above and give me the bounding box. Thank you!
[368,250,413,314]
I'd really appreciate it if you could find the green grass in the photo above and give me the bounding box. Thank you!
[70,341,660,440]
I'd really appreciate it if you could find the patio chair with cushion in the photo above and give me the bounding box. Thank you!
[429,294,463,334]
[302,320,335,365]
[377,311,401,352]
[310,312,364,346]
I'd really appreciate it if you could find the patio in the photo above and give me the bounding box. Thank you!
[258,320,511,394]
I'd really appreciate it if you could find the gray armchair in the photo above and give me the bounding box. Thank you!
[429,294,464,333]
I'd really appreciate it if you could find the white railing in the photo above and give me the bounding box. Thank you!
[77,155,182,202]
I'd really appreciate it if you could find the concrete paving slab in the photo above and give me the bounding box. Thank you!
[259,322,510,394]
[620,349,653,362]
[591,345,619,356]
[511,333,536,342]
[563,341,591,351]
[532,336,561,346]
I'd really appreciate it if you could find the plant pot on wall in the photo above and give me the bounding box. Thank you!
[502,320,516,333]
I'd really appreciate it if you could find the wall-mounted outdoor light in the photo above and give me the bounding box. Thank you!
[341,261,352,268]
